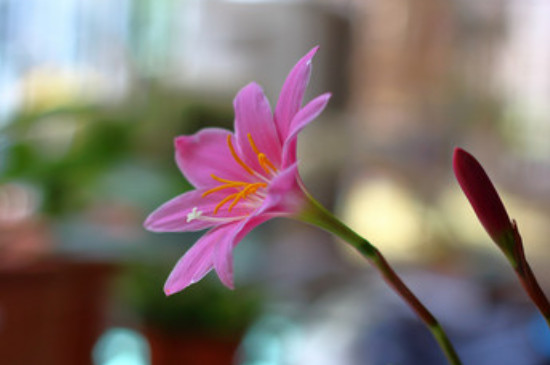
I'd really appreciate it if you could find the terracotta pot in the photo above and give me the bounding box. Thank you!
[145,327,241,365]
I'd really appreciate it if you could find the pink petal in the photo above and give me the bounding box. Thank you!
[144,189,255,232]
[164,215,270,294]
[175,128,253,189]
[263,163,306,215]
[281,93,331,168]
[213,215,270,289]
[163,224,232,295]
[274,46,318,142]
[233,83,282,172]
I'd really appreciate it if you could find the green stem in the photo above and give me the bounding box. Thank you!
[299,196,462,365]
[516,262,550,328]
[509,230,550,327]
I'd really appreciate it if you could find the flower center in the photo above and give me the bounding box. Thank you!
[200,133,278,215]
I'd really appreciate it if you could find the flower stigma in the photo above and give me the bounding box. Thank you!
[186,207,203,222]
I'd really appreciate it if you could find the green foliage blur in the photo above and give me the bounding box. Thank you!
[0,80,266,335]
[119,262,262,337]
[0,81,234,217]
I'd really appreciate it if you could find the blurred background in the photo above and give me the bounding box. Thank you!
[1,0,550,364]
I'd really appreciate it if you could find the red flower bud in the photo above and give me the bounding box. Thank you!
[453,148,515,251]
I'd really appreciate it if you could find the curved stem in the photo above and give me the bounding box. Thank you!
[511,230,550,327]
[517,262,550,327]
[299,196,462,365]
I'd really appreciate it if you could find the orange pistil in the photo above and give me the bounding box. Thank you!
[201,133,278,214]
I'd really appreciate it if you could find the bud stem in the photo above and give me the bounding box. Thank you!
[510,228,550,327]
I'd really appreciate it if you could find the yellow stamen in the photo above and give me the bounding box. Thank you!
[211,175,247,185]
[228,135,255,175]
[247,133,261,155]
[202,174,249,197]
[212,182,267,214]
[228,184,259,211]
[202,182,239,197]
[214,192,240,214]
[258,153,277,173]
[247,133,278,174]
[202,133,278,215]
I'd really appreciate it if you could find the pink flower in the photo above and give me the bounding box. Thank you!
[452,147,515,252]
[144,47,331,295]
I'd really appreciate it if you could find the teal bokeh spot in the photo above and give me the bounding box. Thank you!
[93,327,151,365]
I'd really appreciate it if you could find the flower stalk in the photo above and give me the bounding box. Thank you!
[145,46,464,362]
[299,194,462,365]
[510,222,550,327]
